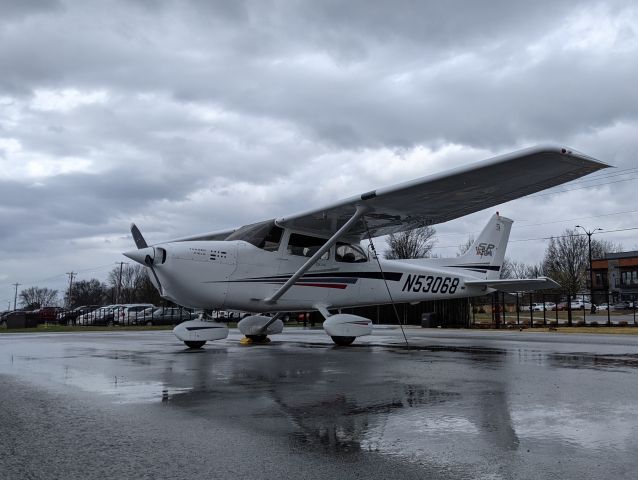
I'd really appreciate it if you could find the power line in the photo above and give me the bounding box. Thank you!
[431,207,638,240]
[66,272,76,308]
[559,166,638,185]
[12,283,20,310]
[529,175,638,198]
[431,225,638,250]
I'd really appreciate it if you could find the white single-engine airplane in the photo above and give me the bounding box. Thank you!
[124,145,608,348]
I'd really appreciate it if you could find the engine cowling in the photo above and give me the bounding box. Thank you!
[238,315,284,336]
[323,314,373,338]
[173,320,229,343]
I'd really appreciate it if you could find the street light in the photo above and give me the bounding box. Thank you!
[575,225,603,313]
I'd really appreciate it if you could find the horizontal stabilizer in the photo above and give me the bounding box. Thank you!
[465,276,559,293]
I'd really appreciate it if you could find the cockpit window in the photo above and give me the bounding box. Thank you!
[225,220,283,252]
[287,233,329,259]
[335,243,368,263]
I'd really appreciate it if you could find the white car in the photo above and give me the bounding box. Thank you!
[77,304,122,325]
[117,304,155,324]
[570,300,593,310]
[520,303,545,312]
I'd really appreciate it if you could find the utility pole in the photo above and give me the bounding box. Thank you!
[116,262,127,303]
[12,283,21,310]
[66,272,76,308]
[576,225,603,314]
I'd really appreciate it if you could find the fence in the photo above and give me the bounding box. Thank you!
[470,292,638,328]
[1,305,200,328]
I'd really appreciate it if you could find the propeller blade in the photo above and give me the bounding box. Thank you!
[144,254,165,297]
[130,223,148,249]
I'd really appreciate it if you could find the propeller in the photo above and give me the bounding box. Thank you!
[124,224,165,296]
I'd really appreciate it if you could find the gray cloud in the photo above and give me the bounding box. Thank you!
[1,0,638,303]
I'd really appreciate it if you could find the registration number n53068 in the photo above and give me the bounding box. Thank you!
[401,275,459,294]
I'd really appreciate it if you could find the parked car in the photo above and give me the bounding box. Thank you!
[78,305,124,326]
[543,302,557,311]
[117,304,155,324]
[596,303,610,311]
[570,300,592,310]
[33,306,64,323]
[56,305,100,325]
[142,307,197,326]
[520,303,545,312]
[612,301,633,310]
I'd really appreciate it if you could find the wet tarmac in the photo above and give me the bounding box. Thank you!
[1,327,638,479]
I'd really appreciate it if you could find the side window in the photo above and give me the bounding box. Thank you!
[336,243,368,263]
[260,225,283,252]
[287,233,329,259]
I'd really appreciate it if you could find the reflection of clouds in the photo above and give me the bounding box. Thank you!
[513,405,635,450]
[61,369,192,404]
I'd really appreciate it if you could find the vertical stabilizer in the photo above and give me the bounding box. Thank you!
[452,213,513,279]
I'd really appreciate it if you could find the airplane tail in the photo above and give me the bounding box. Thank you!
[450,213,513,280]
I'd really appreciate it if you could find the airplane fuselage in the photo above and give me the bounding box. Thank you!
[149,240,488,312]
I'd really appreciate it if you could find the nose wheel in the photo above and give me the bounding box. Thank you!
[184,340,206,349]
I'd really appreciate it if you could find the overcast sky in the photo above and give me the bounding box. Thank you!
[2,0,638,307]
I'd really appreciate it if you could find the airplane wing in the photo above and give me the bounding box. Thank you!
[276,145,609,239]
[464,277,560,293]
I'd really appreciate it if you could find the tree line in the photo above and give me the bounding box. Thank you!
[17,264,163,310]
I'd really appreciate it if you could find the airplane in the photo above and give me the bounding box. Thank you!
[123,145,608,348]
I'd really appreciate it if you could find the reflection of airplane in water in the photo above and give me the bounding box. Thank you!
[159,345,519,462]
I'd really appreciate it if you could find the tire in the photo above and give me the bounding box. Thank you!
[246,334,268,342]
[331,336,356,346]
[184,341,206,349]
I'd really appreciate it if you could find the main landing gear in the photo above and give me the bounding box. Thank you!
[237,314,284,345]
[330,336,356,346]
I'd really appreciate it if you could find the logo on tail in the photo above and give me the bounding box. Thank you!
[475,243,495,258]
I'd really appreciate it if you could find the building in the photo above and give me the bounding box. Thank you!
[591,251,638,303]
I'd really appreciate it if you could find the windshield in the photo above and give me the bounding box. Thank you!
[225,220,283,251]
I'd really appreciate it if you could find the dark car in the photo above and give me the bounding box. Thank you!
[33,307,64,324]
[142,307,197,326]
[56,305,101,325]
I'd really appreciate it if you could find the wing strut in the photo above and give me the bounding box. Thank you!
[264,205,368,304]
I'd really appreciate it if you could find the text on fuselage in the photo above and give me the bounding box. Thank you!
[401,274,459,294]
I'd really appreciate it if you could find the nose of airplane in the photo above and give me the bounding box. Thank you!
[123,246,155,265]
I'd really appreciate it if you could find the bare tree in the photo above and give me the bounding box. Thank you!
[456,235,475,257]
[384,225,437,259]
[65,279,108,307]
[543,229,621,294]
[592,239,623,259]
[543,229,589,295]
[500,258,542,279]
[107,264,162,304]
[19,287,59,309]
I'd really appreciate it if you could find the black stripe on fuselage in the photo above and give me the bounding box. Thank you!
[222,271,404,284]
